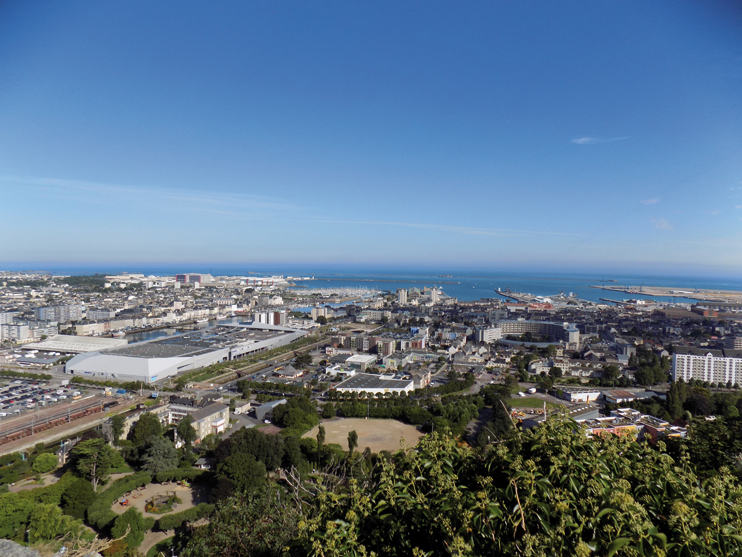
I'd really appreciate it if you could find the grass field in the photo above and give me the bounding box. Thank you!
[304,418,423,452]
[510,397,562,409]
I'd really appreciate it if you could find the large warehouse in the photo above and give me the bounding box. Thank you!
[65,323,307,383]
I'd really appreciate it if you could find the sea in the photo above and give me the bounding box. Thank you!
[12,265,742,344]
[13,264,742,305]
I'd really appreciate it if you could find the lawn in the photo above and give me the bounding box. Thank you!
[510,397,562,409]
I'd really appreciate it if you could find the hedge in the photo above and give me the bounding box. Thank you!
[155,468,204,483]
[0,369,53,381]
[87,472,152,530]
[155,503,213,531]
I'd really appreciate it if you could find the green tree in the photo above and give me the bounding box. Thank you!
[29,503,63,542]
[61,478,96,519]
[72,438,115,491]
[32,452,57,474]
[548,366,563,379]
[129,412,162,446]
[218,453,266,495]
[140,436,179,474]
[316,315,327,325]
[111,507,146,549]
[177,415,197,449]
[601,364,620,383]
[347,430,358,456]
[317,425,326,450]
[182,491,300,557]
[321,402,336,419]
[295,353,313,366]
[0,493,34,540]
[111,414,126,443]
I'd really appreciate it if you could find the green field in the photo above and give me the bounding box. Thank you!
[510,397,562,409]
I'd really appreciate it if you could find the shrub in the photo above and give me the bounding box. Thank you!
[155,468,204,483]
[32,453,58,474]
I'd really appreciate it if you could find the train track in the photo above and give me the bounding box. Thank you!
[0,397,121,445]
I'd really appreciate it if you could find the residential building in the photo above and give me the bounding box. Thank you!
[672,347,742,385]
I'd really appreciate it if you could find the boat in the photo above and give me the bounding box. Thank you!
[196,318,209,324]
[112,331,126,338]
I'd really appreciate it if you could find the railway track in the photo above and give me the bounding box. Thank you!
[0,397,120,445]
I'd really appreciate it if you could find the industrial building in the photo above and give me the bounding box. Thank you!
[334,372,414,395]
[65,322,307,383]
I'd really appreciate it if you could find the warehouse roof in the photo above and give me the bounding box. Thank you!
[22,335,128,353]
[335,373,413,391]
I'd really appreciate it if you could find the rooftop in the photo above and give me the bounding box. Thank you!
[335,372,413,391]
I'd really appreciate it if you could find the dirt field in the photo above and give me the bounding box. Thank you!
[304,418,423,452]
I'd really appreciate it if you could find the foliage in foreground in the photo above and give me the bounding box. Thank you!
[185,416,742,557]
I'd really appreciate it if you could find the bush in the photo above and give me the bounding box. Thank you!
[155,468,204,483]
[87,472,151,531]
[155,503,213,531]
[32,453,58,474]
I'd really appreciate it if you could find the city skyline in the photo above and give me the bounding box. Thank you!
[1,1,741,274]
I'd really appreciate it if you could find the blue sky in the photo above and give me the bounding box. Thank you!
[1,1,741,276]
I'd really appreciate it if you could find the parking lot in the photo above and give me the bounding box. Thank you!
[0,378,84,418]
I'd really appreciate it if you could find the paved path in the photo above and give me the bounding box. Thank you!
[111,482,207,518]
[8,472,61,492]
[140,530,174,557]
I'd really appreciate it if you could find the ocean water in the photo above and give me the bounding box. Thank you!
[7,264,742,304]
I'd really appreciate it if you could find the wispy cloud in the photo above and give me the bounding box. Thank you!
[641,198,659,205]
[0,176,298,215]
[706,210,721,215]
[571,136,629,145]
[318,219,577,238]
[651,218,674,231]
[736,205,742,209]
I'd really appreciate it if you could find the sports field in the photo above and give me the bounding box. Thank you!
[304,418,423,452]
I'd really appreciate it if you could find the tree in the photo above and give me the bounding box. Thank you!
[111,507,146,549]
[548,366,563,379]
[29,503,63,542]
[129,412,162,446]
[177,415,197,449]
[321,402,336,419]
[140,436,179,474]
[347,430,358,455]
[182,491,300,557]
[295,353,313,367]
[317,425,326,450]
[72,438,115,491]
[601,364,620,383]
[218,453,266,495]
[316,315,327,325]
[61,478,96,519]
[111,414,126,443]
[32,453,57,474]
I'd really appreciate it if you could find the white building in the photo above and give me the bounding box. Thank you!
[334,372,414,395]
[672,347,742,385]
[397,289,408,305]
[476,327,503,343]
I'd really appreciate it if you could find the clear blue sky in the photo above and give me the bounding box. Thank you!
[1,1,741,276]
